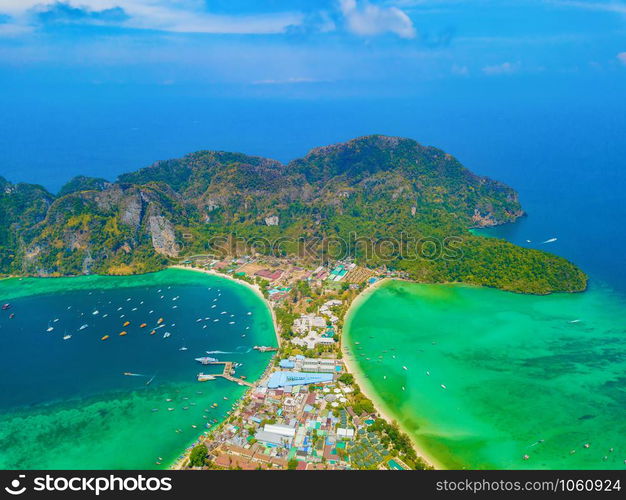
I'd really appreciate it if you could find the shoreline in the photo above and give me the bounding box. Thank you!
[167,265,281,470]
[341,278,446,470]
[170,265,281,348]
[169,269,445,470]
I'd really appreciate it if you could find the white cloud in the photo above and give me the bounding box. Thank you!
[252,77,330,85]
[482,61,521,75]
[339,0,416,38]
[549,1,626,15]
[0,22,33,37]
[618,52,626,64]
[0,0,304,34]
[451,63,468,76]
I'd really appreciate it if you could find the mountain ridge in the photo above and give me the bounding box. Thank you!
[0,135,587,294]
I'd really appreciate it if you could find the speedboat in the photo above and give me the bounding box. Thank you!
[195,357,218,364]
[163,332,171,338]
[63,335,72,340]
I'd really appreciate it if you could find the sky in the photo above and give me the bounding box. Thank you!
[0,1,625,191]
[0,0,624,94]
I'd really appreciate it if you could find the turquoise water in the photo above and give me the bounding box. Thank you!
[0,269,276,469]
[345,280,626,470]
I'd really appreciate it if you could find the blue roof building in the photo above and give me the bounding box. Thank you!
[267,371,334,389]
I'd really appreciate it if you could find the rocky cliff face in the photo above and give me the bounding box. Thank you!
[148,215,178,258]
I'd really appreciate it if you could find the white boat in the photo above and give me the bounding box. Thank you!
[195,357,218,364]
[79,324,88,330]
[46,326,54,332]
[179,347,188,351]
[441,384,447,389]
[163,332,171,338]
[92,310,99,315]
[63,335,72,340]
[197,373,216,382]
[402,366,408,371]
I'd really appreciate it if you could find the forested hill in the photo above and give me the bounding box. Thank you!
[0,136,587,294]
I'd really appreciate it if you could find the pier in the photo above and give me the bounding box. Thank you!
[200,361,253,387]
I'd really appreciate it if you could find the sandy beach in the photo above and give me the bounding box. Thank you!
[170,265,281,347]
[171,267,442,470]
[167,265,281,470]
[341,278,445,470]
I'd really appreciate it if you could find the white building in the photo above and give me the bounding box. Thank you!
[263,423,296,438]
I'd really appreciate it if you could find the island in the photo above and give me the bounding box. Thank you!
[1,135,586,294]
[0,135,589,470]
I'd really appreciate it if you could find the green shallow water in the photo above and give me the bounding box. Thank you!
[0,269,276,469]
[345,281,626,470]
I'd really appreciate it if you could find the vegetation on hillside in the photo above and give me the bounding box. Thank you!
[0,136,587,293]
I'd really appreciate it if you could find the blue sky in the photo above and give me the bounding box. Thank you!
[0,0,624,94]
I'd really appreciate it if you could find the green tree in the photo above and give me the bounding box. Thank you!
[189,444,208,467]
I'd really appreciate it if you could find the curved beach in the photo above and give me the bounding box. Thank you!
[343,279,626,470]
[342,278,444,470]
[170,265,280,348]
[0,269,277,469]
